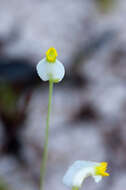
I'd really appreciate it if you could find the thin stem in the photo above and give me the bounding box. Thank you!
[40,81,53,190]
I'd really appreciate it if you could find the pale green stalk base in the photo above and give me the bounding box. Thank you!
[40,81,53,190]
[72,187,79,190]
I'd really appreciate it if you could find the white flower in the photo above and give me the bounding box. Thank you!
[36,47,65,83]
[63,161,109,189]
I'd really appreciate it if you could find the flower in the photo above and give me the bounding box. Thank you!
[36,47,65,83]
[63,160,109,189]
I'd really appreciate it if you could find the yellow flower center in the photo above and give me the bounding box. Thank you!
[94,162,109,177]
[46,47,58,62]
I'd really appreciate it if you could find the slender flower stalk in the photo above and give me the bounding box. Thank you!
[36,47,65,190]
[40,81,53,190]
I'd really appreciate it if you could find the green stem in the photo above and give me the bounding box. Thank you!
[40,81,53,190]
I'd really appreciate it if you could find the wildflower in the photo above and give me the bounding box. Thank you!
[36,47,65,190]
[36,47,65,83]
[63,160,109,190]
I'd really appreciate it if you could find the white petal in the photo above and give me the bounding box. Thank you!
[36,58,49,81]
[63,161,98,188]
[93,175,102,183]
[36,58,65,82]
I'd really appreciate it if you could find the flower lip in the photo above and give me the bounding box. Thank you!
[94,162,109,177]
[46,47,58,62]
[36,57,65,83]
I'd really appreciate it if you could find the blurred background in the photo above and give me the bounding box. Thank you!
[0,0,126,190]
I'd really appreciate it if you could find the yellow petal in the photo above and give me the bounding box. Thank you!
[94,162,109,177]
[46,47,58,62]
